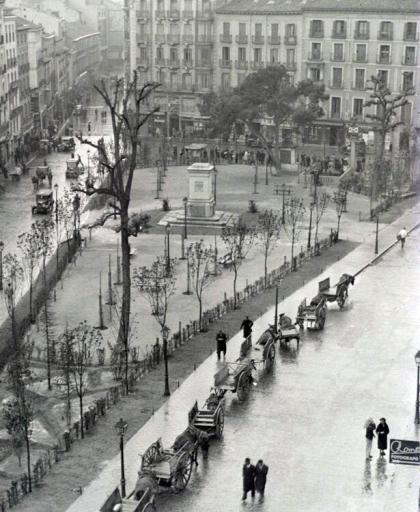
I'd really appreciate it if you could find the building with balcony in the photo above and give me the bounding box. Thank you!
[15,16,33,139]
[4,11,20,161]
[125,0,217,135]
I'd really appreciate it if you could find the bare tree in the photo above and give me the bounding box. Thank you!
[364,75,414,198]
[3,253,24,349]
[257,210,282,287]
[57,326,74,426]
[66,322,103,439]
[56,189,76,262]
[333,189,346,240]
[221,221,255,308]
[33,219,54,390]
[284,197,306,269]
[133,257,176,396]
[73,72,160,394]
[187,240,214,330]
[314,192,330,246]
[17,225,42,323]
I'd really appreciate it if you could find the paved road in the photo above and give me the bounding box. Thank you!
[65,207,420,512]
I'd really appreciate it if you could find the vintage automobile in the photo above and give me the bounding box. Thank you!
[32,188,54,214]
[57,136,76,152]
[39,139,52,155]
[65,158,84,179]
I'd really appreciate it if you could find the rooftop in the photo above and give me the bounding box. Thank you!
[216,0,420,14]
[14,15,42,31]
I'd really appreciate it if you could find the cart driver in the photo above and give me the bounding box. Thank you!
[279,313,293,329]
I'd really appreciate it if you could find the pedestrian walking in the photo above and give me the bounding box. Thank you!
[364,418,376,460]
[397,227,407,248]
[216,330,227,360]
[240,316,254,340]
[87,121,91,135]
[376,418,390,457]
[242,458,256,500]
[254,459,268,499]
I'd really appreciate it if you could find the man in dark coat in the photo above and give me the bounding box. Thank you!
[216,330,227,360]
[255,459,269,498]
[242,458,255,500]
[376,418,390,456]
[240,316,254,339]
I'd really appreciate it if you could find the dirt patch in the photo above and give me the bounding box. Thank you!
[13,240,357,512]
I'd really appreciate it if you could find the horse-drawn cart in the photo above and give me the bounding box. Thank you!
[278,314,300,346]
[99,486,154,512]
[318,274,354,309]
[188,393,225,440]
[296,295,327,330]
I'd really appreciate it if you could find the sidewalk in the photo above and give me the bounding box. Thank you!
[65,203,420,512]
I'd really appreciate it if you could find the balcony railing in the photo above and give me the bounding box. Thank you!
[332,29,346,39]
[136,34,150,44]
[182,59,193,68]
[167,10,180,20]
[309,30,324,38]
[168,59,180,68]
[331,111,341,119]
[331,52,344,62]
[155,34,166,44]
[167,34,180,44]
[354,30,369,40]
[404,31,418,41]
[136,58,149,68]
[284,35,297,45]
[220,34,232,43]
[235,34,248,44]
[251,60,265,69]
[155,58,167,67]
[197,34,214,44]
[252,35,265,44]
[285,61,297,71]
[196,60,212,68]
[182,34,194,44]
[196,10,213,20]
[402,55,416,66]
[219,59,232,68]
[308,52,323,61]
[401,83,414,92]
[268,35,281,45]
[136,10,149,19]
[155,10,166,19]
[330,80,343,89]
[235,60,248,69]
[377,55,391,64]
[353,54,367,63]
[378,30,393,41]
[182,10,193,19]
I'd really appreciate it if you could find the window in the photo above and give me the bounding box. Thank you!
[170,72,179,89]
[287,48,295,64]
[332,67,343,87]
[170,47,178,61]
[355,21,369,39]
[402,71,414,91]
[237,73,246,86]
[401,102,411,124]
[379,21,393,40]
[238,47,246,62]
[355,44,367,62]
[331,97,341,118]
[184,47,192,62]
[378,45,390,64]
[198,72,210,89]
[253,47,262,62]
[333,20,346,38]
[311,42,321,59]
[182,73,191,89]
[353,98,363,118]
[223,22,230,36]
[271,24,278,37]
[333,43,344,61]
[199,46,211,64]
[139,47,147,60]
[286,24,296,37]
[270,48,278,63]
[221,73,230,90]
[309,67,321,81]
[255,23,262,37]
[377,70,388,87]
[156,46,164,60]
[222,47,230,61]
[239,23,246,36]
[354,68,365,89]
[310,20,323,37]
[404,22,417,41]
[404,46,416,65]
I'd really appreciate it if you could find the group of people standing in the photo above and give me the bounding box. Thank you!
[243,458,269,501]
[365,417,390,460]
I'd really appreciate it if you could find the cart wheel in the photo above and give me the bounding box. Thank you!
[337,288,348,309]
[264,344,275,372]
[173,452,193,492]
[142,444,159,469]
[142,503,155,512]
[236,371,251,402]
[215,407,225,439]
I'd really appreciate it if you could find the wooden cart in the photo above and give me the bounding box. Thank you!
[278,314,300,346]
[244,328,277,373]
[296,295,327,330]
[318,274,354,309]
[188,393,225,440]
[99,486,155,512]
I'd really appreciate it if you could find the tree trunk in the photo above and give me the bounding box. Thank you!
[291,230,295,269]
[79,388,84,439]
[24,424,32,493]
[264,245,269,288]
[118,204,131,395]
[198,297,203,331]
[29,278,34,324]
[337,216,341,240]
[233,267,238,308]
[274,123,281,173]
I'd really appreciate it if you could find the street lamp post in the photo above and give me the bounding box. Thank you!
[253,161,259,194]
[162,325,170,396]
[0,240,4,291]
[280,184,291,224]
[114,418,128,498]
[183,249,192,295]
[375,215,379,255]
[307,202,314,251]
[165,222,171,275]
[54,184,59,270]
[183,196,188,240]
[415,351,420,424]
[87,149,91,179]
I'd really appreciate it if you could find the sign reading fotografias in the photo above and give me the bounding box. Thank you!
[389,439,420,466]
